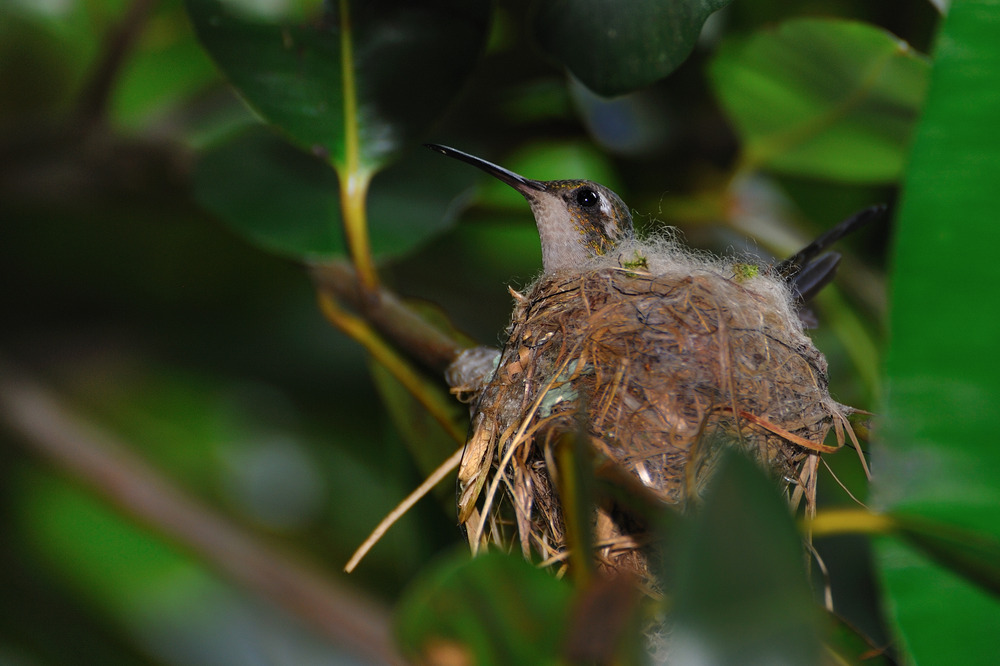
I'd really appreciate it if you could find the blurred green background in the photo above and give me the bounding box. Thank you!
[6,0,997,664]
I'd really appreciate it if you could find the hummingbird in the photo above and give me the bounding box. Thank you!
[427,144,884,303]
[426,144,633,273]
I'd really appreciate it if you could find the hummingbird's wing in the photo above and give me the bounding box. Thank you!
[776,204,888,304]
[788,252,842,304]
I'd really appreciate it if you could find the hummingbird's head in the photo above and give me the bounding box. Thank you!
[427,144,633,272]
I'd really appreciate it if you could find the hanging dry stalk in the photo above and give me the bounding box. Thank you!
[447,237,855,580]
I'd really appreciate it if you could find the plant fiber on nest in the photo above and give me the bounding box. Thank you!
[448,238,855,576]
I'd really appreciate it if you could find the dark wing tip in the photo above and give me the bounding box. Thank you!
[775,204,889,280]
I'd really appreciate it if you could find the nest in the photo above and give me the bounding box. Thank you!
[447,240,854,579]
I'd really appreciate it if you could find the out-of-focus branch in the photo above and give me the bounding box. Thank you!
[0,368,405,666]
[309,260,468,374]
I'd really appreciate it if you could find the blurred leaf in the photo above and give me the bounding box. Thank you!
[569,77,674,157]
[395,550,573,665]
[532,0,733,97]
[710,18,930,182]
[53,359,442,580]
[891,516,1000,598]
[184,0,490,171]
[0,1,110,116]
[112,2,220,130]
[194,128,479,259]
[12,469,364,665]
[668,451,825,665]
[826,612,893,666]
[872,1,1000,663]
[15,471,195,619]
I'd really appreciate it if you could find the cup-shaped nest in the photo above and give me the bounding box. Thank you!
[449,240,855,577]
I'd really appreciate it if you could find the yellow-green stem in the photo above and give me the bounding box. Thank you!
[338,0,378,292]
[806,508,896,537]
[317,292,465,444]
[340,169,377,293]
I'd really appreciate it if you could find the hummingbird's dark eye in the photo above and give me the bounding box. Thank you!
[576,188,599,207]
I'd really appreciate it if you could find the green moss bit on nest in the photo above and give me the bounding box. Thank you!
[622,250,650,275]
[732,262,760,282]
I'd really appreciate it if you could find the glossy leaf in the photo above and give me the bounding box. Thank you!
[185,0,490,171]
[710,19,930,182]
[668,451,825,665]
[892,516,1000,598]
[872,1,1000,663]
[533,0,732,97]
[395,550,574,665]
[193,128,479,260]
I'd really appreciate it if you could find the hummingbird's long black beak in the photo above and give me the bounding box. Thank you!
[426,144,546,193]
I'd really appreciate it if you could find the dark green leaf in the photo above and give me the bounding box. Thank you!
[892,515,1000,598]
[193,128,479,259]
[185,0,490,171]
[871,1,1000,663]
[710,19,929,182]
[825,612,893,666]
[533,0,732,97]
[16,471,196,619]
[395,550,574,666]
[668,451,825,665]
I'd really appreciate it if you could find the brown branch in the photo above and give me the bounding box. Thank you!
[309,260,468,374]
[0,368,405,666]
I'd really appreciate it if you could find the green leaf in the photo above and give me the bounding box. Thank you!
[15,470,198,620]
[668,451,825,665]
[826,612,894,666]
[871,1,1000,664]
[112,2,220,130]
[395,550,574,666]
[193,128,479,260]
[892,516,1000,598]
[185,0,490,171]
[710,18,930,182]
[533,0,732,97]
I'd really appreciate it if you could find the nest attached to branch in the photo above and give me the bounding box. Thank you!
[447,239,855,579]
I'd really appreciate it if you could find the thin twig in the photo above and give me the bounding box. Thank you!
[316,291,466,444]
[0,369,404,666]
[345,445,464,573]
[310,261,466,374]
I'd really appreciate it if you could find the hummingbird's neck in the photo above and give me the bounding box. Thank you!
[531,204,591,272]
